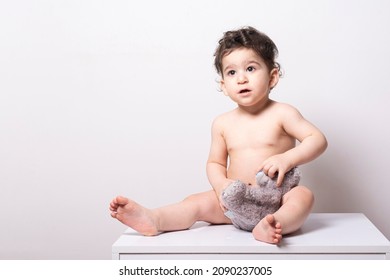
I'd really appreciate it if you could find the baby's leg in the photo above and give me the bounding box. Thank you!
[110,190,230,235]
[252,185,314,243]
[274,185,314,234]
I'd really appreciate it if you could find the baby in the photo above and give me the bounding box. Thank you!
[110,26,327,244]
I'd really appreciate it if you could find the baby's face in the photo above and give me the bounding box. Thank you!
[219,48,278,108]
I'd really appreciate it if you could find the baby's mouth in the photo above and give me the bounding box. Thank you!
[239,89,251,94]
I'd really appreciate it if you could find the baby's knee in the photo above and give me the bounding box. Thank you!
[183,191,215,207]
[183,193,201,204]
[183,191,222,220]
[285,185,314,207]
[296,186,315,206]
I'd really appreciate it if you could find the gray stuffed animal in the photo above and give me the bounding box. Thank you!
[221,167,301,231]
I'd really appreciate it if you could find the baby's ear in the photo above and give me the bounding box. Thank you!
[219,79,229,96]
[269,68,280,90]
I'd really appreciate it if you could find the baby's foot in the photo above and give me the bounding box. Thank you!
[252,214,282,244]
[110,196,159,236]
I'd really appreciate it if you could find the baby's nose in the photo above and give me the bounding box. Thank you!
[237,73,248,83]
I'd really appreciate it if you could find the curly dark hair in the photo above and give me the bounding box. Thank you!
[214,26,281,77]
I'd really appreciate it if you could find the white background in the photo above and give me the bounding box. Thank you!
[0,0,389,259]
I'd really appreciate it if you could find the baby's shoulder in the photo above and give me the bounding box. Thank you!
[268,101,301,116]
[269,101,297,110]
[211,110,236,131]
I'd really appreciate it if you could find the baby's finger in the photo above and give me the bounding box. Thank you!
[257,163,265,173]
[267,165,279,178]
[220,201,227,212]
[276,172,285,187]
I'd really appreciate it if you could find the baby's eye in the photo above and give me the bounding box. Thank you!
[227,70,236,76]
[247,66,255,72]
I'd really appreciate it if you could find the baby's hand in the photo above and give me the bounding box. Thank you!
[218,179,235,212]
[219,200,228,212]
[258,154,292,187]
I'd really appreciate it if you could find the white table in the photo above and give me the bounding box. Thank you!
[112,213,390,260]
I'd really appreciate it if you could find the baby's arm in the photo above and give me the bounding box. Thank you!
[259,104,327,185]
[206,117,234,208]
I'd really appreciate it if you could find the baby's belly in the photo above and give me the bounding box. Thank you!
[227,154,267,186]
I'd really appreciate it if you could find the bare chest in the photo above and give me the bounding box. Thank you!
[224,119,292,153]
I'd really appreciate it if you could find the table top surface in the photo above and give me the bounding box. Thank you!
[112,213,390,254]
